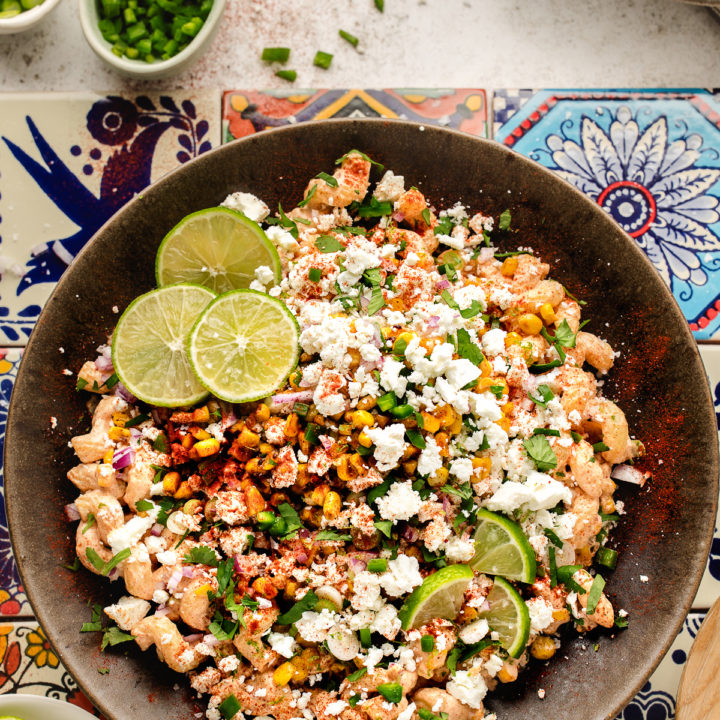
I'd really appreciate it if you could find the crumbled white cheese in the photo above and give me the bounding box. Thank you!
[375,480,422,522]
[365,424,408,472]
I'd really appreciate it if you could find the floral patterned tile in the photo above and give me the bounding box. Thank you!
[615,611,705,719]
[0,349,29,618]
[692,343,720,609]
[222,89,489,142]
[0,90,221,346]
[0,619,102,715]
[492,89,720,339]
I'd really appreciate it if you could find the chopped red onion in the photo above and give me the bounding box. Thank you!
[441,494,453,514]
[155,605,171,617]
[150,523,163,537]
[114,383,136,403]
[347,556,367,573]
[182,567,196,578]
[233,555,243,573]
[392,211,405,222]
[402,525,420,543]
[112,446,135,470]
[476,246,495,264]
[269,391,313,411]
[427,315,440,330]
[436,279,451,291]
[202,634,220,647]
[611,464,646,487]
[183,633,203,643]
[64,503,80,522]
[298,528,311,540]
[94,355,114,372]
[296,551,309,564]
[359,295,370,311]
[151,408,169,425]
[166,568,184,593]
[319,435,334,451]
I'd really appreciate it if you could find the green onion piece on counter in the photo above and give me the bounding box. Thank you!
[313,51,333,69]
[596,547,618,570]
[275,69,297,82]
[262,47,290,63]
[339,29,359,46]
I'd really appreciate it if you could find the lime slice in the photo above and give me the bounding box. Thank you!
[470,508,537,583]
[155,208,281,294]
[112,284,215,407]
[477,576,530,658]
[398,564,474,630]
[188,290,300,403]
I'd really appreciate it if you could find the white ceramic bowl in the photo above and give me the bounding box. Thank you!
[0,694,96,720]
[0,0,64,34]
[78,0,226,79]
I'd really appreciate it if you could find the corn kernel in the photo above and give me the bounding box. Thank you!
[502,401,515,416]
[259,443,273,455]
[238,428,260,448]
[480,359,493,377]
[403,460,418,475]
[497,664,518,683]
[163,471,181,495]
[181,434,195,450]
[252,577,277,599]
[245,458,262,475]
[435,432,450,457]
[273,662,295,687]
[600,496,616,514]
[194,438,220,457]
[427,466,449,487]
[475,377,495,393]
[472,457,492,477]
[183,499,203,515]
[261,456,277,472]
[108,426,130,442]
[552,608,570,623]
[230,420,245,434]
[309,484,330,506]
[387,297,406,311]
[357,396,377,411]
[349,454,365,475]
[255,403,270,423]
[496,416,512,433]
[285,580,299,599]
[351,410,375,429]
[174,481,193,500]
[323,491,342,519]
[111,411,130,427]
[245,486,266,516]
[576,545,593,566]
[530,636,557,660]
[358,431,373,448]
[289,371,302,390]
[194,583,212,596]
[518,313,543,335]
[285,413,299,438]
[500,256,519,276]
[540,302,558,324]
[505,331,522,348]
[336,455,355,482]
[449,416,463,435]
[102,448,114,465]
[434,404,456,428]
[191,428,211,440]
[192,406,211,424]
[419,337,441,355]
[420,412,440,434]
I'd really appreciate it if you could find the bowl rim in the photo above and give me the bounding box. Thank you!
[77,0,226,76]
[5,118,718,719]
[0,0,64,30]
[0,693,96,719]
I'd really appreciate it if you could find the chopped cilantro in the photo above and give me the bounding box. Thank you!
[124,413,150,428]
[297,183,317,208]
[81,603,103,633]
[153,432,169,453]
[135,499,154,512]
[278,502,304,536]
[374,520,393,538]
[592,441,610,453]
[316,171,339,186]
[533,428,560,437]
[421,207,431,225]
[75,377,88,391]
[62,557,81,572]
[456,328,484,366]
[101,625,135,651]
[615,615,629,628]
[529,383,554,407]
[585,573,606,615]
[544,528,563,548]
[367,286,385,315]
[82,513,96,534]
[308,267,322,282]
[358,196,393,218]
[104,372,119,389]
[406,427,426,449]
[315,235,344,253]
[315,530,351,542]
[498,208,512,230]
[523,434,557,472]
[277,591,318,625]
[183,545,219,567]
[374,0,383,10]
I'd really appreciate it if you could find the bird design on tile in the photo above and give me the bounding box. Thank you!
[2,95,212,295]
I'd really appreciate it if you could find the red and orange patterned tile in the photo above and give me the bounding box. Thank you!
[222,88,489,142]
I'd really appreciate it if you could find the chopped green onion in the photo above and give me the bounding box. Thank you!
[533,428,560,437]
[304,423,321,445]
[338,29,359,47]
[293,402,309,417]
[374,0,384,10]
[316,171,339,187]
[377,392,397,412]
[275,69,297,82]
[592,441,610,453]
[262,47,290,63]
[367,558,388,573]
[406,427,426,450]
[585,574,606,615]
[596,547,618,570]
[390,403,414,419]
[218,694,242,720]
[308,268,322,282]
[359,627,372,647]
[548,545,558,588]
[377,682,402,704]
[347,667,368,682]
[421,634,435,652]
[313,51,333,69]
[544,528,563,548]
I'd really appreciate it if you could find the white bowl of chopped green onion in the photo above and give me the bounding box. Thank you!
[0,0,64,34]
[79,0,226,79]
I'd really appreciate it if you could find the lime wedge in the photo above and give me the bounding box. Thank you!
[398,564,474,630]
[155,208,281,294]
[112,284,215,407]
[188,290,300,403]
[477,576,530,658]
[470,508,537,583]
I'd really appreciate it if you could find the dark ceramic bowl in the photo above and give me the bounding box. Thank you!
[5,119,718,720]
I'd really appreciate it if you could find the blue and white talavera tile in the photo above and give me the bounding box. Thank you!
[0,349,30,617]
[0,91,221,346]
[492,89,720,339]
[615,611,704,719]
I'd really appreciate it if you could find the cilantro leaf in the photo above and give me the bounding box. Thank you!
[278,502,303,536]
[374,520,393,538]
[523,434,557,472]
[316,171,339,187]
[585,573,606,615]
[75,377,88,391]
[81,603,103,632]
[529,383,554,407]
[358,197,392,218]
[367,286,386,316]
[183,546,219,567]
[315,530,351,542]
[277,591,318,625]
[347,666,368,682]
[498,209,512,231]
[101,625,135,651]
[216,558,234,597]
[315,235,344,253]
[456,328,484,366]
[554,319,578,348]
